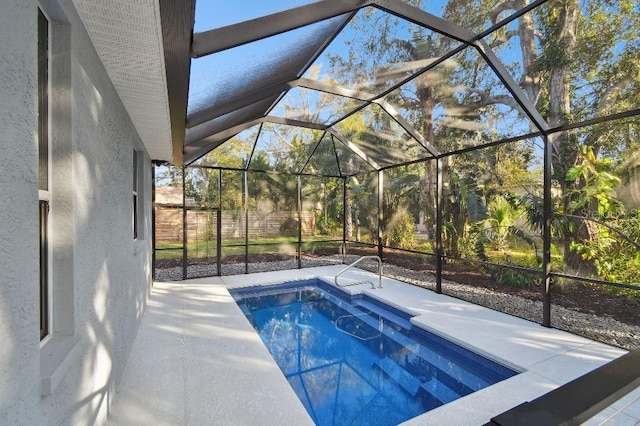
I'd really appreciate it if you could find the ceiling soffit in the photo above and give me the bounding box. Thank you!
[72,0,179,162]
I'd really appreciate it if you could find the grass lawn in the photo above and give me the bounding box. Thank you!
[155,236,344,259]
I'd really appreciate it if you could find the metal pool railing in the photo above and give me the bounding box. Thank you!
[334,255,383,290]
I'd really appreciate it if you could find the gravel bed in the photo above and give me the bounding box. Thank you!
[156,256,639,350]
[155,258,343,281]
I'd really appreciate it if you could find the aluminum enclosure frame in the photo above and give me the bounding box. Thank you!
[156,0,640,332]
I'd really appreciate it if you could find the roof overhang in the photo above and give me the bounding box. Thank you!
[72,0,194,165]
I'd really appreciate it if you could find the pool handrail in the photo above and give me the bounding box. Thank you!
[334,255,383,289]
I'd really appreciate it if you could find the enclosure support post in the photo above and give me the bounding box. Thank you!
[435,158,443,294]
[182,165,188,280]
[342,177,347,263]
[542,134,552,327]
[378,170,384,260]
[297,175,302,269]
[217,169,222,277]
[244,170,249,274]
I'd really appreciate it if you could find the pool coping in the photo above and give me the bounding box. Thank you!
[108,265,638,426]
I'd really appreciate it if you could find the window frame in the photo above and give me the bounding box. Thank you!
[133,149,139,239]
[38,1,83,397]
[38,6,52,342]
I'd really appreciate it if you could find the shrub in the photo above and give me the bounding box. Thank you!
[388,210,418,249]
[280,216,299,237]
[315,218,339,236]
[491,264,539,289]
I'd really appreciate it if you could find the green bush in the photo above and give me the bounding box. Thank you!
[491,265,539,289]
[279,216,299,237]
[315,218,339,236]
[388,210,418,249]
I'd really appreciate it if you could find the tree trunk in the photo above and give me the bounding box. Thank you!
[515,0,541,104]
[418,80,439,249]
[546,0,597,271]
[345,189,353,240]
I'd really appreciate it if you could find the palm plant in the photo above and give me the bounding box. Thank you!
[485,195,514,250]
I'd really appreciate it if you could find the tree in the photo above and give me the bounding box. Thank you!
[417,0,639,270]
[532,0,640,270]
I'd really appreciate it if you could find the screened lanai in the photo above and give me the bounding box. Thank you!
[154,0,640,333]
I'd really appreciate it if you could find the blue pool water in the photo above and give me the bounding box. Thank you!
[231,278,518,426]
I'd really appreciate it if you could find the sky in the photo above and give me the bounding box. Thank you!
[187,0,634,158]
[189,1,468,112]
[187,0,541,161]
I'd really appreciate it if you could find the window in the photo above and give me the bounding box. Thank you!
[133,149,139,239]
[38,7,50,341]
[133,149,145,241]
[38,3,82,396]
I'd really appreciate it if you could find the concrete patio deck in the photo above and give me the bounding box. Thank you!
[108,266,640,425]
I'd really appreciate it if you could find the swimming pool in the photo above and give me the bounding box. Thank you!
[231,278,519,425]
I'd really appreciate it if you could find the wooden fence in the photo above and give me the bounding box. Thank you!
[156,206,316,242]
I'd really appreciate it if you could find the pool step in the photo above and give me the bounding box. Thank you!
[356,311,487,393]
[340,279,375,288]
[381,326,491,392]
[374,357,422,396]
[374,357,463,404]
[421,378,461,404]
[353,299,412,330]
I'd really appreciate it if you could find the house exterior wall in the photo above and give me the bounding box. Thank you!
[0,1,153,424]
[0,1,41,424]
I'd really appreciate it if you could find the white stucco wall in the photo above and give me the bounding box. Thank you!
[0,1,153,424]
[0,1,41,425]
